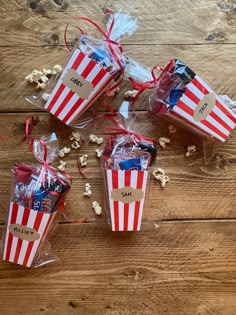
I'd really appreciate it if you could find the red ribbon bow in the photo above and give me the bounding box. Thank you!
[29,137,71,189]
[129,65,164,103]
[64,10,126,115]
[96,115,157,145]
[24,117,87,224]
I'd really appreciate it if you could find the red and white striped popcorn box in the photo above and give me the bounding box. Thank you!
[3,202,57,267]
[104,169,148,231]
[166,75,236,142]
[44,49,115,125]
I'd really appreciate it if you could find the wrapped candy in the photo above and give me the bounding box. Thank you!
[26,10,138,126]
[1,133,71,268]
[148,59,236,143]
[101,102,157,231]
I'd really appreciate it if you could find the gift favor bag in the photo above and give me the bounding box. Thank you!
[3,202,57,267]
[1,133,71,268]
[149,59,236,142]
[100,105,157,231]
[26,10,138,126]
[104,169,148,231]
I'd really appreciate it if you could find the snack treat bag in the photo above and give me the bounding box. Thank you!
[148,59,236,142]
[26,10,137,126]
[101,104,157,231]
[1,133,71,268]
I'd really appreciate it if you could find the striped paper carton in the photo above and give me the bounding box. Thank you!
[159,60,236,142]
[3,202,57,267]
[44,49,115,125]
[104,169,148,231]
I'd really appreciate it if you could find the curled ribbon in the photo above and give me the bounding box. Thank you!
[29,137,87,224]
[23,115,86,223]
[128,65,163,104]
[29,138,70,188]
[23,115,35,142]
[95,115,157,145]
[64,10,125,115]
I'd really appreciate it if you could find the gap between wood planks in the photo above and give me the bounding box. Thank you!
[1,219,236,227]
[1,43,236,47]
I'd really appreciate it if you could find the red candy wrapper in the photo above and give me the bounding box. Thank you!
[1,133,71,268]
[26,10,137,126]
[149,59,236,142]
[101,105,157,231]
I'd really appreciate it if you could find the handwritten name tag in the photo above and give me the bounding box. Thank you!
[9,224,40,241]
[62,69,93,99]
[111,187,144,203]
[194,93,215,122]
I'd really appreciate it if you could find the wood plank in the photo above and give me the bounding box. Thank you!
[0,112,235,222]
[1,0,236,46]
[1,44,236,112]
[1,222,236,314]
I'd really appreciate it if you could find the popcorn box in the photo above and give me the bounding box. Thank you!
[104,169,148,231]
[156,59,236,142]
[3,202,57,267]
[44,49,115,125]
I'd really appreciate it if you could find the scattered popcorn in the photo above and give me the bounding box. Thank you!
[57,160,67,171]
[35,82,46,90]
[25,65,62,90]
[31,70,43,80]
[89,134,103,145]
[152,168,169,188]
[92,201,102,215]
[70,131,81,142]
[83,183,92,197]
[40,74,49,83]
[107,87,120,96]
[71,141,80,150]
[25,74,34,83]
[153,167,165,175]
[158,137,170,149]
[186,145,196,157]
[95,149,103,158]
[63,147,70,154]
[58,151,65,158]
[43,68,52,75]
[25,70,42,83]
[58,147,71,157]
[124,90,138,99]
[168,124,177,134]
[53,64,62,75]
[42,93,50,101]
[79,154,88,167]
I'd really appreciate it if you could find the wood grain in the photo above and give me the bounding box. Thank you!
[0,44,236,112]
[1,1,236,313]
[1,222,236,315]
[1,0,236,46]
[0,112,235,222]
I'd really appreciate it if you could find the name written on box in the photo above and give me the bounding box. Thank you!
[62,69,93,99]
[9,224,40,241]
[111,187,144,203]
[194,93,215,122]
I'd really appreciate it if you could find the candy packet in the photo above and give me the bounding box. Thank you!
[148,58,236,143]
[1,133,71,268]
[26,10,138,127]
[125,57,236,163]
[100,101,157,231]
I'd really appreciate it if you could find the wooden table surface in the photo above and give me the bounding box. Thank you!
[0,1,236,314]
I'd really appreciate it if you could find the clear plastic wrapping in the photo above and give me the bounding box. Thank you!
[101,103,157,231]
[148,58,236,143]
[1,133,71,268]
[26,10,138,127]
